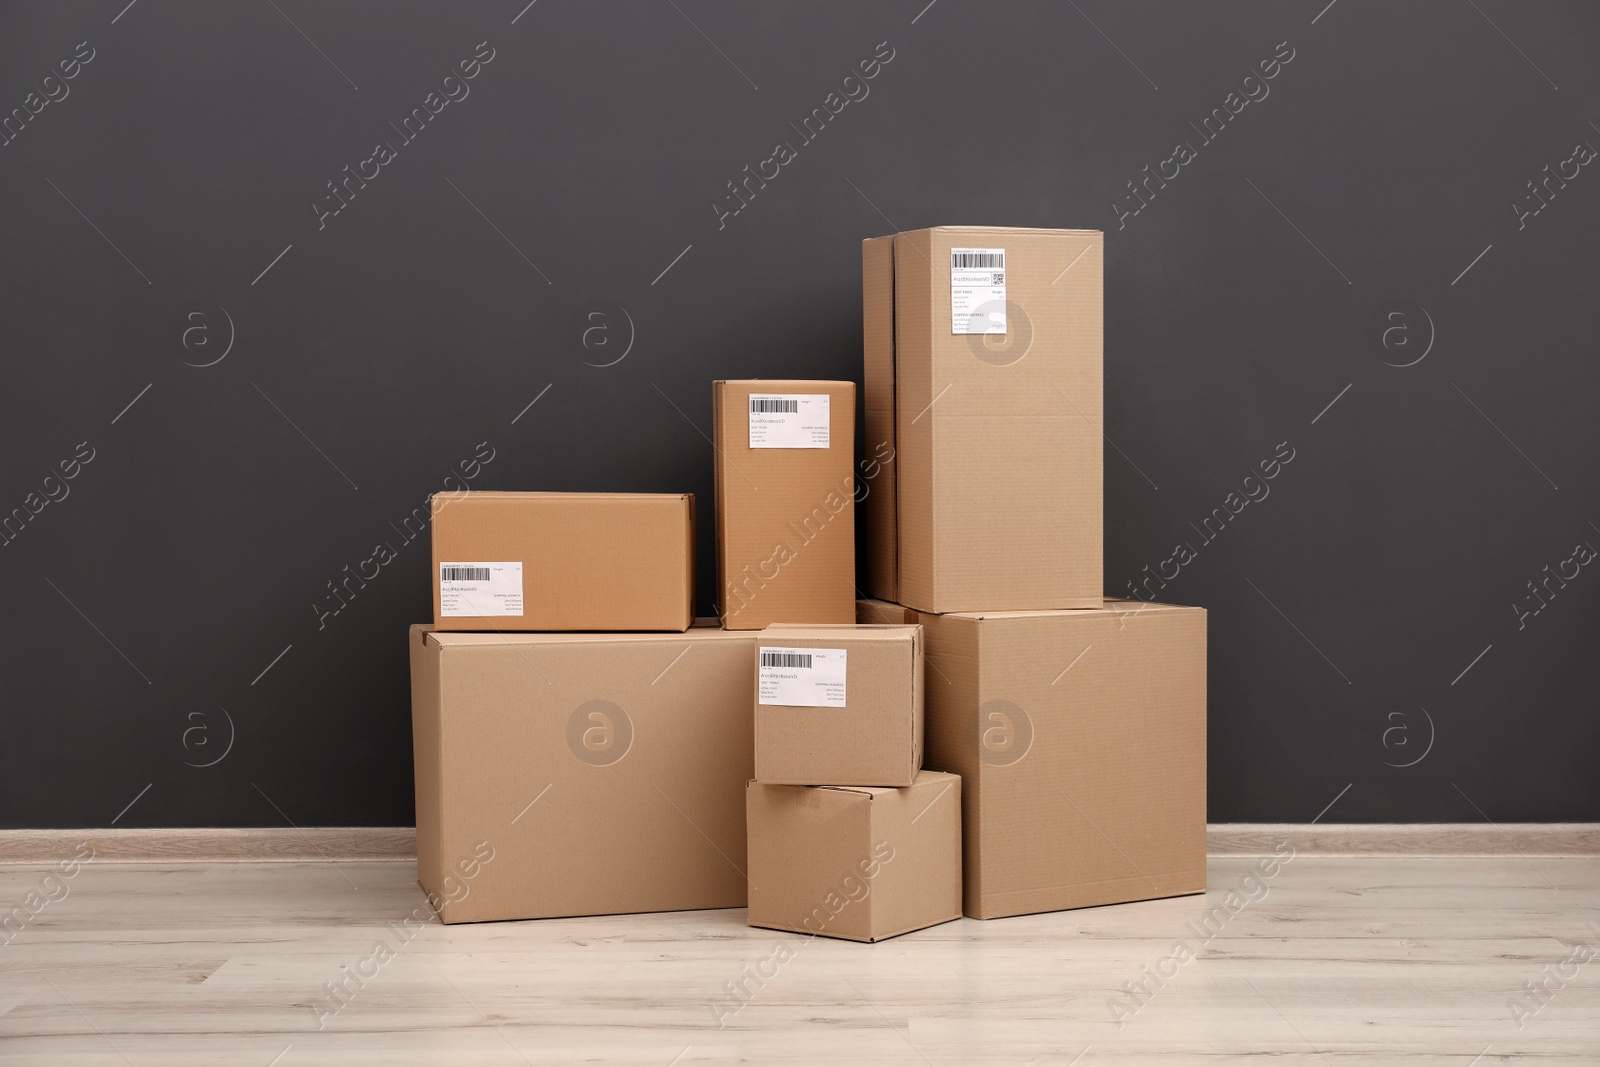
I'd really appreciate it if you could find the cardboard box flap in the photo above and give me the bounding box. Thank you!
[867,225,1103,238]
[945,598,1195,622]
[433,491,692,502]
[856,599,918,626]
[816,784,887,799]
[424,629,752,649]
[762,624,918,642]
[713,378,852,391]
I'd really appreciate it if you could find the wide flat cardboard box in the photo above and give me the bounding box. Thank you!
[431,491,694,632]
[860,598,1205,919]
[862,226,1103,614]
[755,624,923,787]
[746,770,962,942]
[713,380,856,630]
[409,623,754,922]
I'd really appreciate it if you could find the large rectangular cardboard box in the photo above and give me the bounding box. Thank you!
[713,380,856,630]
[860,598,1205,919]
[754,624,923,787]
[746,770,962,942]
[862,226,1103,614]
[431,491,694,632]
[409,623,754,922]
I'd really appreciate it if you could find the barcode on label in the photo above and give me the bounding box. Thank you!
[952,250,1004,270]
[441,566,491,582]
[750,398,799,414]
[761,651,813,669]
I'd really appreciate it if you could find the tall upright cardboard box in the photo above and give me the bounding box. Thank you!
[713,380,856,629]
[861,598,1206,919]
[862,227,1103,614]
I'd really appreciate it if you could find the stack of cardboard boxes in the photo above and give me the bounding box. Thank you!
[409,225,1206,935]
[858,227,1207,919]
[712,377,962,941]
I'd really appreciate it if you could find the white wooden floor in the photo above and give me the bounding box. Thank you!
[2,853,1597,1065]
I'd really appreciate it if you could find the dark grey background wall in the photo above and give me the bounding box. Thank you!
[2,1,1595,829]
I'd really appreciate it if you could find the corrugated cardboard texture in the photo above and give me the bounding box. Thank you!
[713,380,856,629]
[856,599,918,626]
[430,492,694,632]
[861,227,1103,613]
[409,624,755,923]
[753,624,923,787]
[861,236,899,602]
[864,598,1206,919]
[409,622,444,898]
[746,770,962,942]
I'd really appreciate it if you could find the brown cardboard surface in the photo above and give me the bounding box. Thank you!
[861,236,899,602]
[713,380,856,630]
[861,227,1103,613]
[745,770,962,942]
[856,599,918,626]
[430,491,693,632]
[859,597,1206,919]
[409,623,754,923]
[754,624,923,787]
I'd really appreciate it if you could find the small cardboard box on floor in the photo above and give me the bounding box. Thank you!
[409,623,754,923]
[746,770,961,942]
[713,380,856,630]
[859,598,1206,920]
[430,491,694,632]
[862,226,1104,614]
[755,624,922,787]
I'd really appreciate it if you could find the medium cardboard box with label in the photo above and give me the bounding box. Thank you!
[409,623,754,922]
[746,770,962,942]
[430,491,694,632]
[862,226,1103,614]
[754,624,923,787]
[859,598,1205,919]
[713,380,856,630]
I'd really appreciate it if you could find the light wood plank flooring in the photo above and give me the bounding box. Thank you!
[2,852,1596,1064]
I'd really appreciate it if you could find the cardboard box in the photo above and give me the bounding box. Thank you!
[430,491,694,632]
[746,770,962,942]
[862,227,1103,613]
[754,624,923,787]
[860,598,1206,919]
[409,623,754,922]
[713,380,856,630]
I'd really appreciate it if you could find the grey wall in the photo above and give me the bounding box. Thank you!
[2,1,1595,829]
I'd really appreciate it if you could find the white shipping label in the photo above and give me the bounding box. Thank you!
[758,646,847,708]
[950,247,1007,334]
[439,562,523,617]
[748,394,830,449]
